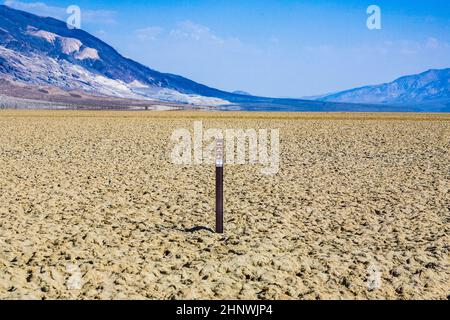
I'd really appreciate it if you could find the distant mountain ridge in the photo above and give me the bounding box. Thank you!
[318,69,450,106]
[0,5,449,112]
[1,4,378,111]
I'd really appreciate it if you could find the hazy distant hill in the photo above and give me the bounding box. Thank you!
[319,69,450,108]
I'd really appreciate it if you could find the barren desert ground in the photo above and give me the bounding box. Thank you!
[0,110,449,300]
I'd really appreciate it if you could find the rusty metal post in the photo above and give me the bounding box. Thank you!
[215,139,224,233]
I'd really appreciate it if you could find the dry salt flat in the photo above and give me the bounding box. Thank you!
[0,110,449,300]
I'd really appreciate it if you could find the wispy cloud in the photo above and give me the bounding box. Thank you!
[169,21,225,44]
[4,0,117,25]
[430,37,450,50]
[134,26,164,41]
[348,38,449,57]
[425,37,438,49]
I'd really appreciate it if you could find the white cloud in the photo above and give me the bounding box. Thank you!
[135,26,164,41]
[4,0,117,25]
[398,40,421,55]
[349,38,449,57]
[170,21,224,44]
[425,37,439,49]
[5,0,64,18]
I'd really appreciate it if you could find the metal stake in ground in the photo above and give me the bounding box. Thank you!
[215,138,224,233]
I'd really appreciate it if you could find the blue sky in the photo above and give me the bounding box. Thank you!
[4,0,450,97]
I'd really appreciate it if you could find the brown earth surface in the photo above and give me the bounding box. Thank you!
[0,110,449,300]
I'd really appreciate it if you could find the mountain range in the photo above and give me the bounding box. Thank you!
[0,5,449,112]
[318,69,450,109]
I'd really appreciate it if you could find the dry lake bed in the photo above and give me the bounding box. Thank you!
[0,110,449,300]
